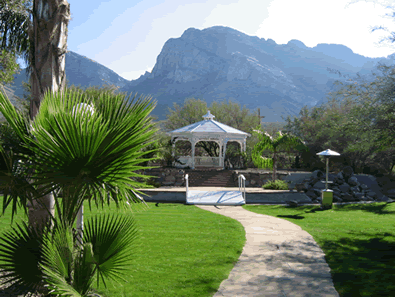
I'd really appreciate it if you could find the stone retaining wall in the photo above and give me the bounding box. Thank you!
[232,170,290,187]
[132,168,292,188]
[133,168,186,187]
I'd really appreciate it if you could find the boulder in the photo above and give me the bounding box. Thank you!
[286,200,299,207]
[294,166,394,204]
[387,188,395,199]
[342,166,354,180]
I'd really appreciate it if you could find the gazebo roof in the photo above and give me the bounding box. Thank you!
[166,110,251,137]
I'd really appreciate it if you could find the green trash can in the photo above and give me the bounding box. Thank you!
[321,189,333,209]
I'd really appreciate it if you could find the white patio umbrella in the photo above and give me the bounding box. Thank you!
[316,149,341,190]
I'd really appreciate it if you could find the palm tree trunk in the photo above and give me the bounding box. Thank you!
[27,0,70,232]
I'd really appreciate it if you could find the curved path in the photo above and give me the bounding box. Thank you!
[196,205,340,297]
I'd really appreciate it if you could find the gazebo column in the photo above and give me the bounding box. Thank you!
[191,139,196,170]
[242,139,247,168]
[172,138,176,159]
[219,139,223,168]
[222,140,228,170]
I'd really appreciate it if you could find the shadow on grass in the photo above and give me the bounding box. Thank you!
[321,231,395,296]
[275,202,395,220]
[332,201,395,215]
[174,275,224,297]
[245,202,395,296]
[276,205,335,220]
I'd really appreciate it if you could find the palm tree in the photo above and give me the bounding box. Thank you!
[0,0,71,231]
[251,124,309,181]
[0,83,161,295]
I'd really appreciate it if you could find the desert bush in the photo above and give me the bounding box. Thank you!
[262,179,290,190]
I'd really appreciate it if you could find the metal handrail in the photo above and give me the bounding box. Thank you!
[185,174,189,199]
[238,174,246,203]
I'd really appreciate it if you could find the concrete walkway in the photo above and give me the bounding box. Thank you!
[196,205,339,297]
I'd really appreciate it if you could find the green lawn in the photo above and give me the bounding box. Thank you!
[2,196,395,296]
[0,198,245,297]
[243,202,395,297]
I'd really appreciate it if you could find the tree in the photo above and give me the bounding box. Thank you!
[0,49,21,84]
[162,98,261,167]
[0,0,33,84]
[0,83,160,295]
[281,64,395,175]
[251,124,309,181]
[0,0,71,231]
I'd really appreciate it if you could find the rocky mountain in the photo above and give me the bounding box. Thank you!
[2,25,394,124]
[1,50,130,105]
[119,26,395,123]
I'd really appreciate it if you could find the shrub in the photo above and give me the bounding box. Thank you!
[146,178,162,188]
[262,179,289,190]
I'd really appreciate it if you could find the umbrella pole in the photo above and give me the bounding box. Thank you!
[326,157,329,190]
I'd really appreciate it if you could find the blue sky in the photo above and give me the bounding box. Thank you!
[17,0,395,81]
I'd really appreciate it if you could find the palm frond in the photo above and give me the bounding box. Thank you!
[0,148,37,221]
[41,220,75,284]
[273,132,309,152]
[40,220,88,296]
[0,84,35,149]
[40,265,82,297]
[83,213,140,289]
[73,242,96,295]
[0,220,47,293]
[251,127,275,169]
[17,87,159,224]
[0,0,32,56]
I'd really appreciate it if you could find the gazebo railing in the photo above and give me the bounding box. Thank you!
[174,156,193,168]
[195,157,220,166]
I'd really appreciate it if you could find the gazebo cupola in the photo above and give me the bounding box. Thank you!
[203,110,215,121]
[165,110,251,169]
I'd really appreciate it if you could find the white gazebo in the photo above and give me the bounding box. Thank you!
[165,110,251,169]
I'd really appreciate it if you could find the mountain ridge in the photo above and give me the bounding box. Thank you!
[2,25,394,124]
[119,25,394,122]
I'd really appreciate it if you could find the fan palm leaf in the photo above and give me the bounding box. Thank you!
[0,87,47,224]
[40,219,92,296]
[0,84,161,226]
[39,213,140,296]
[0,219,48,293]
[82,213,139,289]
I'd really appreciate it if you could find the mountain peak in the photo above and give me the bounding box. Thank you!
[313,43,354,55]
[120,26,389,122]
[182,26,245,39]
[181,27,200,39]
[287,39,306,48]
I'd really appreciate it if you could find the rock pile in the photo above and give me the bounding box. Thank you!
[294,166,395,204]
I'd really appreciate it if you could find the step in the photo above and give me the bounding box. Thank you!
[187,171,235,187]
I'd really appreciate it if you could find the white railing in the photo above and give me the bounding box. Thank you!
[185,174,189,199]
[238,174,246,203]
[195,157,220,166]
